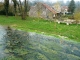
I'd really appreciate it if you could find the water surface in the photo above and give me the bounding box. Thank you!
[0,26,80,60]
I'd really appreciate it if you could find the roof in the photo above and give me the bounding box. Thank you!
[62,6,68,9]
[42,3,57,14]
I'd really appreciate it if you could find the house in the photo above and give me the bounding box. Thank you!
[52,2,68,16]
[29,2,57,20]
[61,6,68,15]
[29,2,68,20]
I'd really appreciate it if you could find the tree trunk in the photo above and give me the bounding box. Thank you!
[19,0,22,12]
[22,0,27,20]
[19,0,25,20]
[12,0,18,16]
[4,0,9,16]
[18,0,28,20]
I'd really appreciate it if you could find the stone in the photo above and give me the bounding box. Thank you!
[29,2,57,20]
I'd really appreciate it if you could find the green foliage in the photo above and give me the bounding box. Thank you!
[0,3,5,15]
[61,15,74,19]
[68,0,76,14]
[2,55,22,60]
[0,9,5,15]
[0,3,4,10]
[74,12,80,21]
[0,9,14,16]
[0,3,14,16]
[0,0,16,16]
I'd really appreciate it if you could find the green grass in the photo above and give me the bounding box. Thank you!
[0,15,80,42]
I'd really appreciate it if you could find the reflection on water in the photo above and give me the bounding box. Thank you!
[0,26,80,60]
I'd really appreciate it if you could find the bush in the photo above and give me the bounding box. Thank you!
[74,12,80,23]
[0,4,14,16]
[0,9,5,15]
[74,12,80,20]
[63,14,74,19]
[68,15,74,19]
[0,9,14,16]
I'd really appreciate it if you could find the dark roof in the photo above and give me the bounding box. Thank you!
[42,3,57,14]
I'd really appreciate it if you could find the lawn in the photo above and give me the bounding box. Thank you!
[0,16,80,42]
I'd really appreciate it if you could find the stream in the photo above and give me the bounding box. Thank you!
[0,26,6,59]
[0,26,80,60]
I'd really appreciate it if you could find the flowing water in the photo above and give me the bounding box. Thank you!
[0,26,80,60]
[0,26,6,59]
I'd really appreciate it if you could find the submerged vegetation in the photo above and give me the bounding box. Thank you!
[4,26,29,60]
[2,27,80,60]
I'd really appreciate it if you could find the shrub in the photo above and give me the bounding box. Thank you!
[74,12,80,23]
[0,9,6,15]
[74,12,80,20]
[0,9,14,16]
[0,3,14,16]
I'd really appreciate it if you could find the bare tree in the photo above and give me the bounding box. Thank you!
[12,0,17,16]
[4,0,9,16]
[21,0,27,20]
[19,0,22,13]
[22,0,29,20]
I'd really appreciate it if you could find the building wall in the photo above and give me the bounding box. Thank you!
[29,3,55,20]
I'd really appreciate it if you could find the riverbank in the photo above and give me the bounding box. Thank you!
[0,16,80,42]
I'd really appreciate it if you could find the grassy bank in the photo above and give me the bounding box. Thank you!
[0,16,80,42]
